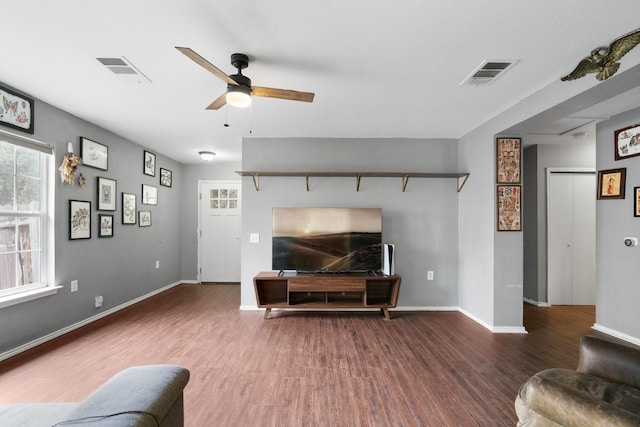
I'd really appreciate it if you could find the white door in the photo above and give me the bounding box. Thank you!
[198,181,241,282]
[548,171,596,305]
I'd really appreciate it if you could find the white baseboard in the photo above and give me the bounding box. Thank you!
[592,323,640,347]
[242,304,526,333]
[523,297,550,307]
[0,281,182,362]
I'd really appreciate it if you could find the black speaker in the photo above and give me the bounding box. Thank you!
[382,243,395,275]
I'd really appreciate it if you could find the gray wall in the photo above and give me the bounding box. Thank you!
[180,162,241,280]
[522,142,595,304]
[1,91,182,354]
[240,137,460,309]
[595,107,640,340]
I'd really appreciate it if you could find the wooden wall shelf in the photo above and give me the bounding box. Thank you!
[253,272,401,320]
[236,171,470,192]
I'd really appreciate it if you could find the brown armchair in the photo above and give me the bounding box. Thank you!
[515,335,640,426]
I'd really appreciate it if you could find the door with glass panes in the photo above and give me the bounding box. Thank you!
[198,181,241,282]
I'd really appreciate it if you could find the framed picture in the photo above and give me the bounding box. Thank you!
[634,187,640,217]
[497,185,521,231]
[69,200,91,240]
[98,214,114,237]
[496,137,521,184]
[160,168,172,187]
[614,123,640,161]
[97,177,117,211]
[597,168,626,199]
[0,85,34,134]
[139,211,151,227]
[122,192,137,224]
[81,137,108,170]
[143,150,156,176]
[142,184,158,205]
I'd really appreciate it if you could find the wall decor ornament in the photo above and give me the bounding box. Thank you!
[59,153,82,184]
[497,185,521,231]
[80,137,108,170]
[0,85,34,134]
[69,200,91,240]
[122,192,137,224]
[160,168,172,187]
[635,187,640,217]
[496,137,521,183]
[98,214,114,237]
[143,150,156,176]
[614,122,640,160]
[97,177,117,211]
[597,168,626,199]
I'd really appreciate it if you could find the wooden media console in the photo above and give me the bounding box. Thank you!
[253,271,401,319]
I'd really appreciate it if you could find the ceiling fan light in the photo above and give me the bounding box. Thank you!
[226,85,252,108]
[199,151,216,161]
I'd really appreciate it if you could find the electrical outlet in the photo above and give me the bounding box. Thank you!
[95,296,103,308]
[250,233,260,243]
[427,270,434,280]
[70,280,78,292]
[155,260,160,269]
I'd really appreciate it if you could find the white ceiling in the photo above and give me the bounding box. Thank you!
[2,1,640,163]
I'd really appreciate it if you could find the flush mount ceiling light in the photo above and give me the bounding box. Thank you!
[199,151,216,161]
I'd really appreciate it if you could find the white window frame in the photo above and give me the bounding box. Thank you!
[0,129,58,308]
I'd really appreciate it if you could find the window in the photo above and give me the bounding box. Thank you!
[209,188,238,209]
[0,131,54,303]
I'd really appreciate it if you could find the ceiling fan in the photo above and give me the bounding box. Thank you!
[176,47,315,110]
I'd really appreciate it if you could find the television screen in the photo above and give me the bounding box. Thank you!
[272,207,382,273]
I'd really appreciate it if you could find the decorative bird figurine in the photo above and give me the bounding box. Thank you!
[561,28,640,81]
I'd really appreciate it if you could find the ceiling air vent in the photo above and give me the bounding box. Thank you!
[96,56,151,84]
[460,60,518,86]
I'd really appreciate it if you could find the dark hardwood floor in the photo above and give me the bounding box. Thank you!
[0,284,605,426]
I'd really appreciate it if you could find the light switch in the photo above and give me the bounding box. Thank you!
[250,233,260,243]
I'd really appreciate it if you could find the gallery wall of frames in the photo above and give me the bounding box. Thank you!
[65,137,173,240]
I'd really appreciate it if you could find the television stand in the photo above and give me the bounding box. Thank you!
[253,271,401,320]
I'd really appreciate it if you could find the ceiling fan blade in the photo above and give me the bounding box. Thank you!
[252,86,315,103]
[206,93,227,110]
[175,46,238,86]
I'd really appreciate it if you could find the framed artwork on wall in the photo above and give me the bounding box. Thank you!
[496,137,521,184]
[634,187,640,217]
[614,123,640,161]
[143,150,156,176]
[0,85,34,134]
[69,200,91,240]
[98,214,114,237]
[497,185,521,231]
[142,184,157,205]
[139,211,151,227]
[97,177,117,211]
[122,192,137,224]
[597,168,626,199]
[81,137,108,170]
[160,168,172,187]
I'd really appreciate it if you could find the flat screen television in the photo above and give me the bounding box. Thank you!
[272,207,382,273]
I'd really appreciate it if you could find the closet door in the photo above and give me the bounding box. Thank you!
[548,172,595,305]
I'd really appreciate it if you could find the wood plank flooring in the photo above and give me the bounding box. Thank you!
[0,284,605,426]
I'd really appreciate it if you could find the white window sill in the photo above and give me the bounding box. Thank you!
[0,286,63,309]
